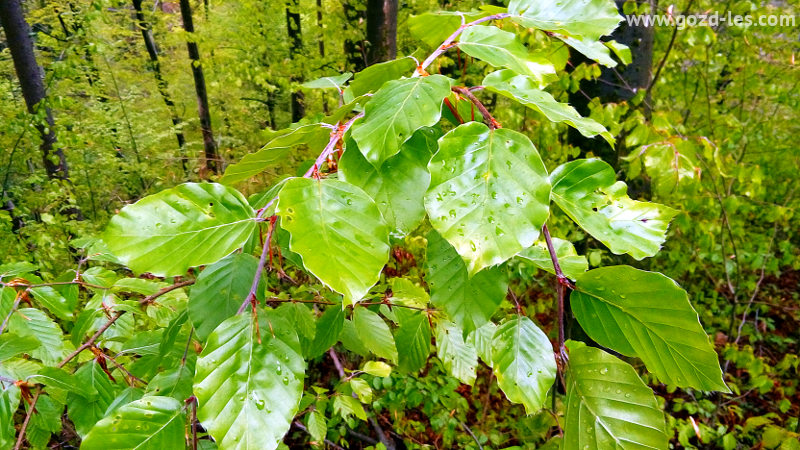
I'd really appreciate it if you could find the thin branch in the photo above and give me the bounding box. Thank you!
[13,388,40,450]
[452,86,500,129]
[0,291,23,335]
[542,224,574,358]
[459,421,484,450]
[414,13,511,76]
[238,217,277,315]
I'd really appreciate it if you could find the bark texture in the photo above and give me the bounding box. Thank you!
[0,0,69,180]
[366,0,397,65]
[179,0,219,175]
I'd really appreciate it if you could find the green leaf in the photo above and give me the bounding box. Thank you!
[354,307,398,363]
[425,230,507,334]
[67,361,121,437]
[307,410,327,443]
[571,266,728,392]
[347,57,416,98]
[563,341,668,450]
[491,316,556,414]
[507,0,621,40]
[408,11,487,48]
[303,72,353,90]
[483,70,613,144]
[394,310,431,373]
[352,75,452,167]
[276,178,390,305]
[8,308,65,365]
[308,306,345,358]
[28,367,93,398]
[194,311,305,450]
[188,253,264,340]
[517,237,588,280]
[425,122,551,275]
[467,321,497,367]
[26,394,61,448]
[0,333,40,361]
[146,363,194,401]
[555,35,617,67]
[362,361,392,378]
[81,396,186,449]
[29,286,74,320]
[349,378,373,403]
[436,320,478,385]
[549,159,678,260]
[80,266,120,288]
[333,394,367,421]
[605,40,632,65]
[459,26,556,85]
[103,183,256,277]
[159,310,188,357]
[221,147,292,186]
[339,128,438,235]
[0,379,20,449]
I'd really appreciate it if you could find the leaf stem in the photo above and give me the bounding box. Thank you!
[542,224,574,357]
[238,216,276,315]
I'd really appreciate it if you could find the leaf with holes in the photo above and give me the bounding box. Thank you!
[571,266,728,392]
[425,230,507,335]
[352,75,451,167]
[550,159,678,260]
[563,341,668,450]
[483,70,613,144]
[459,26,556,86]
[277,178,390,305]
[81,396,186,449]
[425,122,551,276]
[491,316,557,414]
[194,310,305,450]
[507,0,622,40]
[103,183,256,277]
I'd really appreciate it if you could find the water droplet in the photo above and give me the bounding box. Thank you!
[448,209,456,218]
[599,367,609,375]
[470,241,477,251]
[346,198,353,205]
[256,399,266,410]
[282,376,290,385]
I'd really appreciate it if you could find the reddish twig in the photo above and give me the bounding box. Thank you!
[413,13,510,76]
[452,86,500,129]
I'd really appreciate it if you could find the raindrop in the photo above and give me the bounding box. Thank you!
[599,367,609,375]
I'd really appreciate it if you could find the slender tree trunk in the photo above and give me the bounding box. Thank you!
[286,0,305,122]
[0,0,69,181]
[178,0,219,175]
[342,0,367,72]
[315,0,329,113]
[366,0,397,65]
[131,0,187,172]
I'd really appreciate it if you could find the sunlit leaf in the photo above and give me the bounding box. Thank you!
[277,178,390,305]
[104,183,256,276]
[507,0,621,40]
[550,159,678,260]
[81,396,185,449]
[425,122,550,275]
[563,341,668,450]
[572,266,729,392]
[459,26,556,85]
[194,311,305,450]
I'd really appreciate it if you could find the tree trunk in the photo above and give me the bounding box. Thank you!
[0,0,69,181]
[568,0,657,169]
[342,0,367,72]
[366,0,397,65]
[179,0,219,175]
[131,0,187,172]
[286,0,305,122]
